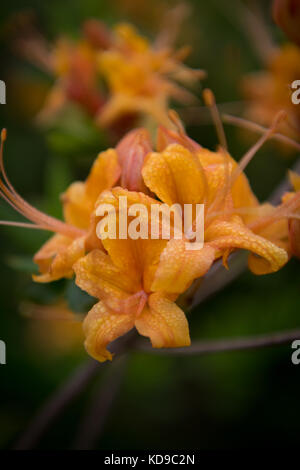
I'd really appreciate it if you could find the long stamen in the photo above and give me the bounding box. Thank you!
[230,111,287,187]
[222,113,300,152]
[203,89,228,151]
[0,221,44,229]
[168,109,186,136]
[206,111,286,224]
[0,129,85,238]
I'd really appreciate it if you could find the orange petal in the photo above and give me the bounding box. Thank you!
[83,301,134,362]
[142,144,206,206]
[62,182,91,229]
[206,217,288,274]
[74,249,140,311]
[197,148,258,211]
[135,293,190,348]
[33,234,86,282]
[62,149,120,229]
[289,171,300,192]
[157,126,202,152]
[95,187,164,283]
[85,149,121,203]
[151,239,215,294]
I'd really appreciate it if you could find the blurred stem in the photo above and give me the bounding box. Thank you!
[14,359,100,450]
[211,0,276,63]
[71,355,128,450]
[13,331,136,450]
[223,114,300,153]
[135,329,300,356]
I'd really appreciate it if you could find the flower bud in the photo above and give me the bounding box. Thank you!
[273,0,300,46]
[116,128,152,192]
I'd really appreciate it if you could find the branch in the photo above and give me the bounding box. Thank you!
[223,114,300,153]
[13,359,100,450]
[13,331,136,450]
[135,329,300,356]
[71,355,128,450]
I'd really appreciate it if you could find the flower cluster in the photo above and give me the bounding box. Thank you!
[1,110,300,361]
[242,0,300,141]
[18,19,202,131]
[243,43,300,140]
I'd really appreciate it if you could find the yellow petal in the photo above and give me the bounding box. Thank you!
[83,301,134,362]
[289,171,300,192]
[62,182,91,229]
[33,235,85,282]
[151,239,215,294]
[142,144,206,206]
[114,23,149,53]
[85,149,121,202]
[197,148,258,210]
[62,149,120,229]
[95,187,165,284]
[74,249,140,312]
[135,293,190,348]
[156,126,202,152]
[231,172,258,210]
[206,217,288,274]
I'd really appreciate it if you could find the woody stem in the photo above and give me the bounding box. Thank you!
[135,329,300,356]
[13,331,136,449]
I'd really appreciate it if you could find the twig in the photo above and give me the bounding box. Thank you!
[179,102,245,125]
[223,114,300,153]
[135,329,300,356]
[211,0,276,62]
[13,331,136,450]
[71,355,128,450]
[13,359,100,450]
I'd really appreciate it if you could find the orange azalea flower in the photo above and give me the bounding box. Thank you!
[1,113,300,362]
[0,128,149,284]
[17,19,203,130]
[251,170,300,260]
[242,43,300,140]
[38,38,105,121]
[71,115,299,361]
[142,122,289,276]
[96,22,203,127]
[74,187,217,361]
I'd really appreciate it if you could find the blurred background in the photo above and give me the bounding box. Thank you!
[0,0,300,450]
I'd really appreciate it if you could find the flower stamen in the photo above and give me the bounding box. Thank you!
[0,129,85,239]
[203,88,228,151]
